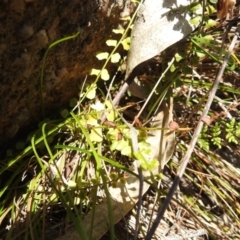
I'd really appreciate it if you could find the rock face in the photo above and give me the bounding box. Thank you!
[0,0,130,152]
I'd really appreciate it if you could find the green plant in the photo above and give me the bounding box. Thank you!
[198,125,210,151]
[225,118,239,144]
[197,117,240,151]
[211,122,222,148]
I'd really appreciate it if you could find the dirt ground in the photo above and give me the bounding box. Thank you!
[0,0,132,154]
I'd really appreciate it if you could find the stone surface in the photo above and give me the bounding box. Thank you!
[0,0,131,154]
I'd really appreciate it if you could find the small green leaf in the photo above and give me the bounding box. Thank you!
[90,68,100,76]
[148,159,159,171]
[170,63,177,72]
[206,19,217,29]
[90,127,103,142]
[86,115,98,126]
[190,3,202,13]
[112,29,124,34]
[121,37,131,50]
[85,83,97,99]
[209,0,218,3]
[111,53,121,63]
[110,140,118,151]
[198,138,209,151]
[112,139,129,151]
[175,53,183,62]
[138,141,151,149]
[206,4,216,14]
[190,16,202,26]
[96,52,109,60]
[211,137,222,148]
[107,128,120,141]
[140,159,159,171]
[105,100,116,121]
[106,39,117,47]
[121,145,132,156]
[236,123,240,137]
[101,69,110,81]
[202,35,214,41]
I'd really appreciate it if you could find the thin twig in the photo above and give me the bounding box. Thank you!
[145,23,240,240]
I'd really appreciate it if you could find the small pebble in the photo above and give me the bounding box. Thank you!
[19,24,34,40]
[35,29,48,48]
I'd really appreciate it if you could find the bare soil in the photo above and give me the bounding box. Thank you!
[0,0,130,153]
